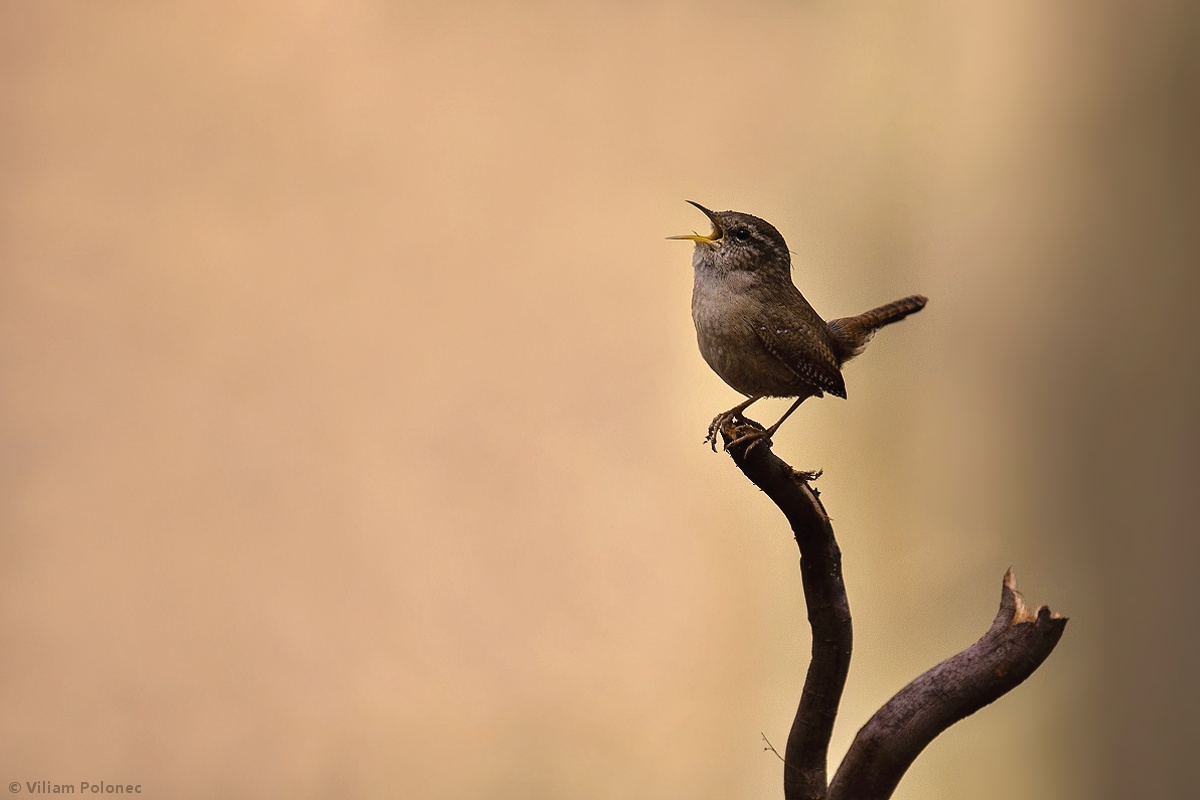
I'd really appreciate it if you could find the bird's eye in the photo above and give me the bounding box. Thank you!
[732,227,751,242]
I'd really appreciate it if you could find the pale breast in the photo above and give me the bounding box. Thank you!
[691,272,811,398]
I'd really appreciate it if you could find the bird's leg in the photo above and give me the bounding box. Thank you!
[726,396,807,454]
[706,395,762,451]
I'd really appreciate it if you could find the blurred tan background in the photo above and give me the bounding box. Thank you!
[2,2,1198,798]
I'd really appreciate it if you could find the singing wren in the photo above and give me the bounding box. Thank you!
[670,202,927,451]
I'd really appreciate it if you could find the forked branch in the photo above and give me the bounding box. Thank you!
[719,419,1067,800]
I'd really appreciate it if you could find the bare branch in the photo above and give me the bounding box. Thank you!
[722,420,852,800]
[827,570,1068,800]
[718,418,1067,800]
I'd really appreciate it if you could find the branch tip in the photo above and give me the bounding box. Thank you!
[1002,569,1065,625]
[1002,567,1017,591]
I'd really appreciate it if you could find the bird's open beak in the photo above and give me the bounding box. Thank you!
[667,201,723,244]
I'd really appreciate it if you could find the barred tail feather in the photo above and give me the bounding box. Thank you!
[827,294,928,361]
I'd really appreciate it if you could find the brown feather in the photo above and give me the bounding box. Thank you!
[827,295,928,362]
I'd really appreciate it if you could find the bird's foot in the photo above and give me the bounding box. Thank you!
[706,409,748,451]
[726,426,773,455]
[706,411,772,454]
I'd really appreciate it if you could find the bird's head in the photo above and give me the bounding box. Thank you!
[669,201,792,281]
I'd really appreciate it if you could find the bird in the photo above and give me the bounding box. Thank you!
[670,201,927,452]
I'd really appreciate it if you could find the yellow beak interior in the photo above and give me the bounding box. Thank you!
[667,231,720,243]
[668,201,723,244]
